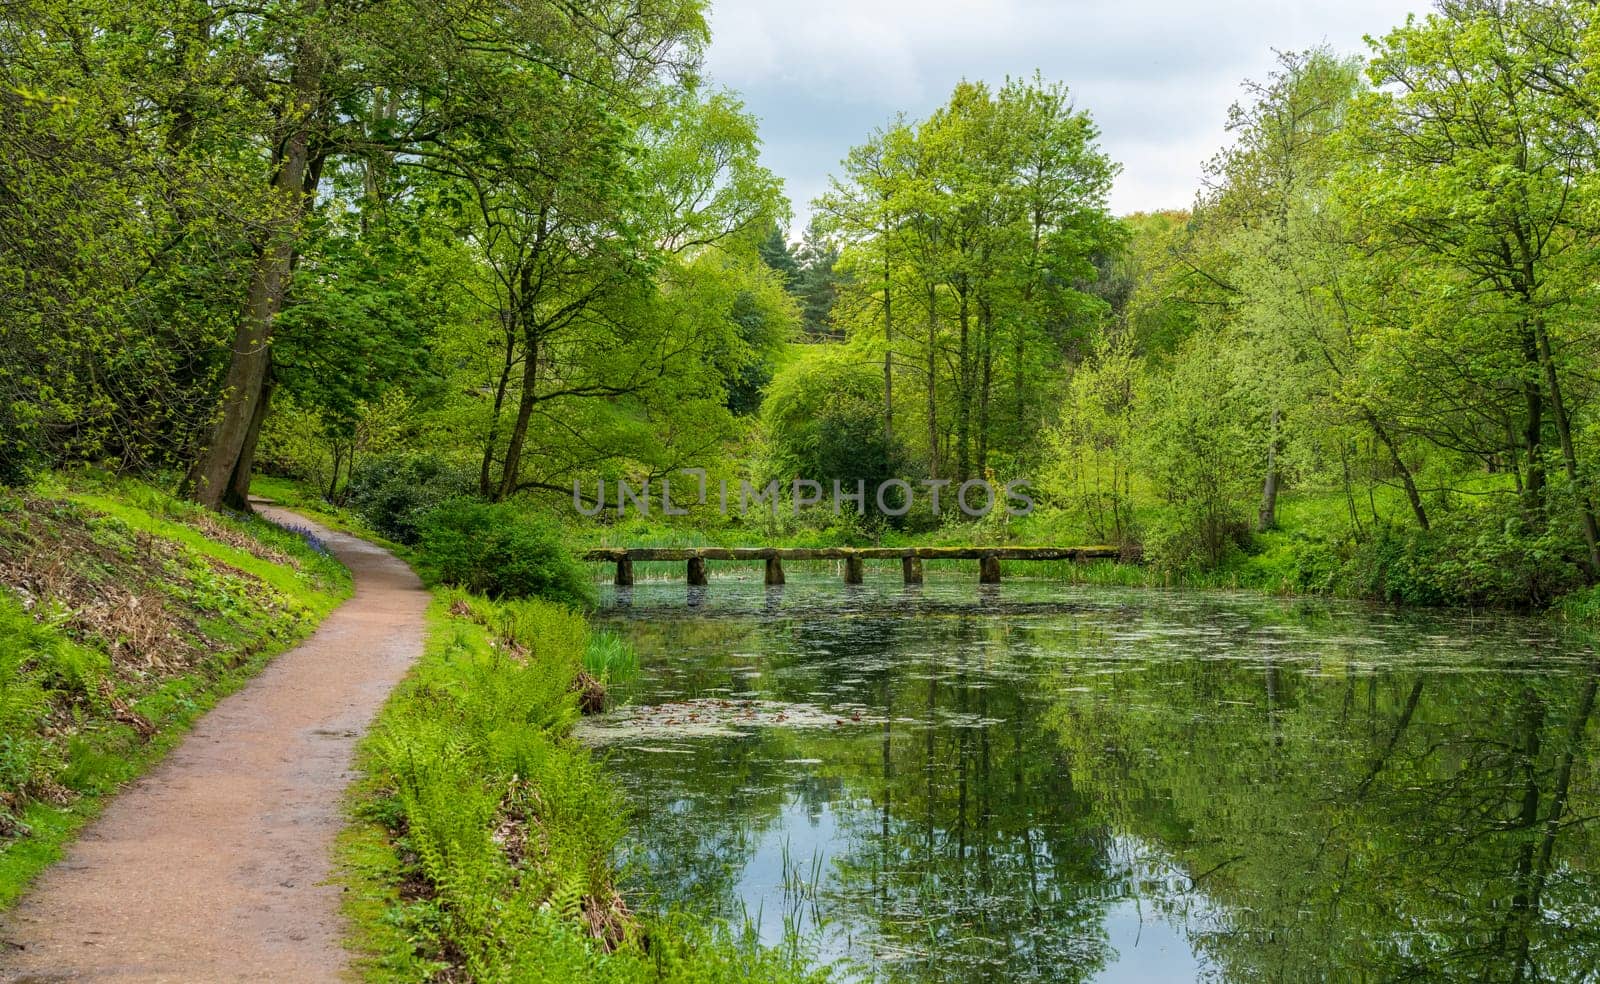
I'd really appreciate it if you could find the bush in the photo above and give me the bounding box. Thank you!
[1137,333,1260,572]
[345,453,474,545]
[762,347,911,525]
[1558,584,1600,625]
[0,414,34,488]
[1346,511,1587,609]
[418,501,595,609]
[1143,503,1252,574]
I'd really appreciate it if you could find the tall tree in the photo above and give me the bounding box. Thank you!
[187,0,715,508]
[818,77,1118,482]
[1345,0,1600,576]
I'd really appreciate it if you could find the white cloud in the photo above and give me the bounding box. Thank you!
[703,0,1432,222]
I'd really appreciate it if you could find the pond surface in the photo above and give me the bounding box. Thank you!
[588,572,1600,982]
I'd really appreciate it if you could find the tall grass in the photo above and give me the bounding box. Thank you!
[583,629,639,684]
[343,590,822,983]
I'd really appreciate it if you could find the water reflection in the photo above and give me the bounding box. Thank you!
[592,573,1600,982]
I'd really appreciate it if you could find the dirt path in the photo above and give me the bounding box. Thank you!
[1,508,426,983]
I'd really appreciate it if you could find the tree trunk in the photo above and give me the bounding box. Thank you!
[1013,325,1026,438]
[479,315,518,497]
[976,298,993,476]
[496,333,539,501]
[926,285,939,479]
[1354,676,1424,798]
[1533,317,1600,578]
[327,440,344,502]
[883,249,894,446]
[1258,407,1280,532]
[225,373,273,510]
[1505,411,1525,496]
[190,49,322,510]
[1363,407,1429,530]
[1520,325,1546,517]
[955,282,971,482]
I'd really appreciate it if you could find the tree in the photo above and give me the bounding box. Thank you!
[1344,1,1600,576]
[755,221,799,287]
[762,347,907,513]
[434,85,783,501]
[816,76,1119,486]
[184,0,716,509]
[1140,331,1258,568]
[817,118,917,447]
[1198,48,1364,532]
[793,219,841,338]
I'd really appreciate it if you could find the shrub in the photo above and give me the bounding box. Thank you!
[1558,584,1600,625]
[1143,503,1252,575]
[345,453,474,545]
[1283,532,1343,594]
[762,347,911,525]
[1346,511,1586,609]
[418,501,595,609]
[0,596,62,832]
[1137,333,1259,573]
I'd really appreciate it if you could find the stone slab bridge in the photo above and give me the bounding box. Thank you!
[584,546,1120,586]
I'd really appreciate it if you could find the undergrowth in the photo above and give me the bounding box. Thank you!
[340,590,821,983]
[0,475,350,908]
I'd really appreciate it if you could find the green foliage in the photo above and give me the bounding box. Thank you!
[0,422,35,488]
[792,219,841,338]
[818,73,1121,483]
[345,454,474,546]
[272,222,432,436]
[1045,341,1142,546]
[8,0,1600,625]
[343,594,820,983]
[1349,514,1588,610]
[762,347,907,516]
[1558,586,1600,626]
[583,630,639,685]
[418,501,595,609]
[0,596,71,831]
[1138,333,1258,571]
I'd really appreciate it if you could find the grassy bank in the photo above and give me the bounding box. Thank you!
[339,590,819,982]
[0,475,350,907]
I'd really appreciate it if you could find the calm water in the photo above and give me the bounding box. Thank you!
[589,571,1600,982]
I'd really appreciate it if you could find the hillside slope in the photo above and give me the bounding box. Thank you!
[0,477,350,907]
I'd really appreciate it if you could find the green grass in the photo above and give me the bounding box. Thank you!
[70,490,343,602]
[339,590,822,983]
[583,629,639,684]
[0,476,350,909]
[1557,585,1600,627]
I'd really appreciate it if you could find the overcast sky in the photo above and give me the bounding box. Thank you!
[702,0,1432,227]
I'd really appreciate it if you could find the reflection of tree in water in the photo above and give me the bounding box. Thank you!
[613,730,798,918]
[602,588,1600,982]
[1047,624,1600,983]
[803,615,1121,983]
[604,608,1127,981]
[603,614,813,918]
